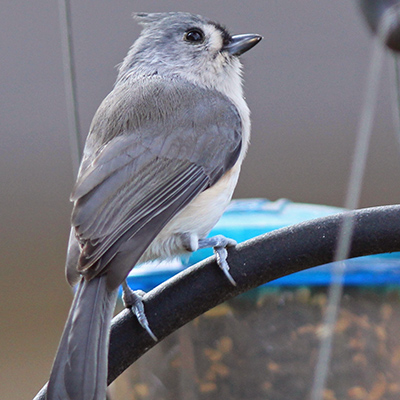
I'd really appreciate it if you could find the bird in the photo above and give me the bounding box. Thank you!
[46,11,261,400]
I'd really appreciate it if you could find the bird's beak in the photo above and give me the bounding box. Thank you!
[223,33,262,56]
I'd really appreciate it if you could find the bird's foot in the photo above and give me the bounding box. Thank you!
[121,281,158,341]
[182,234,237,286]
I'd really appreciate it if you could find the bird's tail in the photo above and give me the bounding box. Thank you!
[47,275,118,400]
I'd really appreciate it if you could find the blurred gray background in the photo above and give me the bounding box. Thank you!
[2,0,400,398]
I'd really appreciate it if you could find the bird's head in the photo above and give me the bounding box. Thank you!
[117,12,262,94]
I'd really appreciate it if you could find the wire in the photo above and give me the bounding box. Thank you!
[390,54,400,150]
[57,0,82,177]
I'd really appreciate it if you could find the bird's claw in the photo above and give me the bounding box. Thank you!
[122,283,158,341]
[197,235,237,286]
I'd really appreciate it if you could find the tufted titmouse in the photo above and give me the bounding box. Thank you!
[47,12,261,400]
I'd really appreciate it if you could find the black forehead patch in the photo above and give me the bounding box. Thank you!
[210,22,231,45]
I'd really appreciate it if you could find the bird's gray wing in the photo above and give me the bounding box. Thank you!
[67,76,242,290]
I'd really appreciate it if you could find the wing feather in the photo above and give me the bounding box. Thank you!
[77,161,205,270]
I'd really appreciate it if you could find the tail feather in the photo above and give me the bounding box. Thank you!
[47,275,118,400]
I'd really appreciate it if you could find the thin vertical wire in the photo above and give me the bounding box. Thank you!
[57,0,82,177]
[309,8,396,399]
[391,55,400,134]
[390,54,400,148]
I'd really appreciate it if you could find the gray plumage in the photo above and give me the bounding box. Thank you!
[47,11,260,400]
[68,77,241,288]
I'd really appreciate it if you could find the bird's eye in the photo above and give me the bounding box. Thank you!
[184,28,205,43]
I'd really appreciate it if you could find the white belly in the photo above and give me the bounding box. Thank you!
[139,162,241,262]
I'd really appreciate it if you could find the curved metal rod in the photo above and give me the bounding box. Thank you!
[34,204,400,399]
